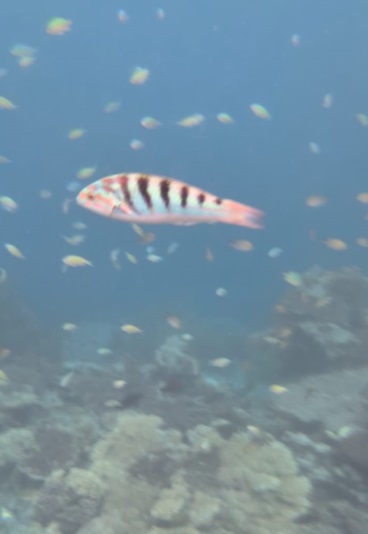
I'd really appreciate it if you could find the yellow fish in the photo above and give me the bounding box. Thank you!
[62,323,78,331]
[125,252,138,264]
[250,103,271,120]
[129,67,150,85]
[177,114,205,127]
[121,324,142,334]
[0,96,16,110]
[269,384,288,394]
[62,255,92,267]
[4,243,25,259]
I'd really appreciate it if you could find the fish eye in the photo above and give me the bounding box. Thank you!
[86,192,95,200]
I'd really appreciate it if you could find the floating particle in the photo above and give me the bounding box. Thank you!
[217,113,234,124]
[323,238,348,250]
[67,128,86,140]
[130,139,144,150]
[215,287,227,297]
[167,242,179,255]
[356,113,368,126]
[177,114,205,127]
[147,254,163,262]
[0,68,7,79]
[62,198,72,214]
[322,93,333,109]
[139,231,155,245]
[129,66,150,85]
[209,357,231,368]
[125,252,138,264]
[0,348,11,360]
[112,379,126,389]
[283,271,302,287]
[356,192,368,203]
[62,255,92,267]
[356,237,368,247]
[46,17,72,36]
[104,101,121,113]
[205,246,214,262]
[305,195,327,208]
[250,104,271,120]
[268,247,282,258]
[121,324,142,334]
[0,268,7,284]
[39,189,52,199]
[181,333,193,341]
[4,243,25,259]
[0,196,18,212]
[140,116,161,129]
[269,384,288,394]
[117,10,129,23]
[62,234,86,246]
[59,372,74,388]
[228,239,254,252]
[62,322,78,331]
[291,33,300,46]
[73,221,88,230]
[309,142,321,154]
[0,96,16,110]
[77,166,96,180]
[110,248,121,270]
[156,8,165,20]
[167,315,181,329]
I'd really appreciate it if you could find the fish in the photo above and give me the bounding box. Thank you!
[269,384,288,394]
[121,324,142,334]
[76,173,264,229]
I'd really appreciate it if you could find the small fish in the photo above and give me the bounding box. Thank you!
[309,142,321,154]
[77,166,96,180]
[4,243,25,259]
[39,189,52,199]
[217,113,234,124]
[112,379,126,389]
[305,195,327,208]
[72,221,88,230]
[104,101,121,113]
[283,271,302,287]
[268,247,282,258]
[229,239,254,252]
[0,155,11,164]
[0,196,18,212]
[250,104,271,120]
[167,315,181,329]
[110,248,121,270]
[323,238,348,251]
[0,507,14,521]
[76,173,264,229]
[356,113,368,126]
[356,237,368,247]
[291,33,300,46]
[46,17,72,36]
[59,371,75,388]
[104,399,122,408]
[97,347,113,356]
[156,7,165,19]
[177,114,205,127]
[140,116,161,129]
[68,128,86,140]
[62,322,78,331]
[322,93,333,109]
[0,370,9,385]
[117,10,129,22]
[130,67,150,85]
[215,287,227,297]
[269,384,288,394]
[0,96,16,110]
[126,252,138,264]
[167,242,179,255]
[357,192,368,203]
[62,255,92,267]
[62,234,86,246]
[130,139,144,150]
[0,268,7,284]
[209,357,231,368]
[121,324,142,334]
[147,254,163,262]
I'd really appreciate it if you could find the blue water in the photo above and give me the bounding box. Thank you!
[1,0,368,333]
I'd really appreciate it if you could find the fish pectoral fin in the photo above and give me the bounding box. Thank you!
[111,202,135,217]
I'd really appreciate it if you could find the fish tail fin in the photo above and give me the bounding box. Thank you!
[222,200,264,229]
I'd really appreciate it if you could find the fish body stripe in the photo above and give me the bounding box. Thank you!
[137,176,153,209]
[160,179,171,208]
[181,186,189,207]
[118,175,137,213]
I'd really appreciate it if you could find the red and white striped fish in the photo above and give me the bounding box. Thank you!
[76,173,264,228]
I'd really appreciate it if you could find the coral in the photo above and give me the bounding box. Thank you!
[188,491,221,528]
[150,471,190,524]
[34,468,104,534]
[0,428,36,468]
[154,335,199,376]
